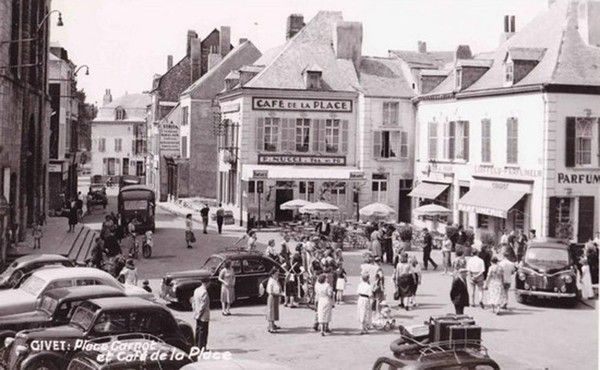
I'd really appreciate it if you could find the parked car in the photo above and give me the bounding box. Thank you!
[66,333,192,370]
[160,250,283,307]
[3,297,194,370]
[0,267,154,316]
[372,351,500,370]
[87,184,108,209]
[515,241,578,306]
[0,285,126,345]
[0,254,76,290]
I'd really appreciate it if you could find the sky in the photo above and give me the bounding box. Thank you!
[50,0,549,106]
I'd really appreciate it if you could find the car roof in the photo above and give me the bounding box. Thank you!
[120,184,153,192]
[214,250,266,259]
[86,296,160,310]
[44,285,125,301]
[14,254,69,266]
[32,267,113,280]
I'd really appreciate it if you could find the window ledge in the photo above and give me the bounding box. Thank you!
[504,164,520,169]
[479,163,493,167]
[375,158,408,162]
[570,166,600,171]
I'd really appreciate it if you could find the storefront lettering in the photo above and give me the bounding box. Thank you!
[473,165,542,178]
[258,154,346,166]
[557,172,600,184]
[252,97,352,113]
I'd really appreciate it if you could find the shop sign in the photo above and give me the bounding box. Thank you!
[252,170,269,179]
[473,165,542,178]
[349,171,365,179]
[258,154,346,166]
[557,172,600,184]
[458,204,506,219]
[491,182,509,190]
[252,97,352,113]
[159,123,180,156]
[221,102,240,113]
[48,163,62,173]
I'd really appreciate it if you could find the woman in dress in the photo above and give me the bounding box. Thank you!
[284,255,301,308]
[484,256,505,315]
[452,249,467,275]
[265,239,278,261]
[266,268,282,333]
[185,214,194,249]
[218,260,236,315]
[409,255,421,307]
[442,235,453,274]
[580,258,594,300]
[246,230,258,251]
[356,273,373,334]
[314,273,334,336]
[393,252,414,310]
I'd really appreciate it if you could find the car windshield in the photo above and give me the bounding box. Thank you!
[0,262,18,283]
[202,256,223,272]
[37,295,59,315]
[526,247,570,270]
[20,275,47,296]
[70,304,96,330]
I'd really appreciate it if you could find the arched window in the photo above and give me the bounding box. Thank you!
[115,107,126,120]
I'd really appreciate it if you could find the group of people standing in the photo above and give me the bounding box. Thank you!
[184,203,227,248]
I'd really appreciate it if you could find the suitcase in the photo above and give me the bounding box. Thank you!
[399,324,430,341]
[428,314,472,323]
[428,316,475,343]
[449,324,482,349]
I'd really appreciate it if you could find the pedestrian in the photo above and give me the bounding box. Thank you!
[76,191,84,222]
[393,252,414,310]
[315,217,331,238]
[142,280,152,293]
[450,268,470,314]
[484,256,505,315]
[467,250,486,308]
[515,229,528,263]
[218,260,236,315]
[409,255,421,307]
[32,223,43,249]
[68,200,78,232]
[246,230,257,251]
[266,267,282,333]
[357,273,373,335]
[119,259,139,285]
[265,239,278,261]
[498,251,516,309]
[314,273,334,336]
[371,229,382,260]
[191,277,211,351]
[382,224,393,264]
[579,257,594,300]
[90,237,104,269]
[284,258,300,308]
[335,263,347,304]
[200,204,210,234]
[455,225,467,255]
[185,214,195,249]
[279,235,291,266]
[216,203,225,234]
[103,233,121,258]
[422,228,438,270]
[452,249,467,274]
[480,245,492,279]
[372,257,385,313]
[441,234,452,274]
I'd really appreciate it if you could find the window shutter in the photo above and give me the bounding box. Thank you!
[312,119,320,152]
[391,131,400,157]
[463,121,470,161]
[565,117,576,167]
[318,120,326,152]
[256,117,264,151]
[373,131,381,158]
[288,119,296,151]
[341,120,349,153]
[448,121,456,160]
[401,131,408,158]
[116,158,121,175]
[548,197,558,237]
[281,118,289,151]
[103,158,107,175]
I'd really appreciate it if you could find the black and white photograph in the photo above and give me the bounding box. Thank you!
[0,0,598,369]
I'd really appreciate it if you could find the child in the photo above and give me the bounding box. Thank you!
[145,230,153,249]
[119,259,139,285]
[409,255,421,307]
[356,273,373,335]
[32,223,43,249]
[335,264,347,304]
[142,280,152,293]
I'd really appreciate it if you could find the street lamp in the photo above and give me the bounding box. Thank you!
[37,10,63,32]
[74,65,89,76]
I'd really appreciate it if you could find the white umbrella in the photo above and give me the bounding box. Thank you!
[413,204,452,216]
[359,202,396,218]
[299,201,339,214]
[280,199,311,210]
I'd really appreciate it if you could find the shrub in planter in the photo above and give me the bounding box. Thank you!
[331,225,347,244]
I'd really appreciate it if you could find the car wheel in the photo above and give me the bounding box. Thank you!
[25,358,59,370]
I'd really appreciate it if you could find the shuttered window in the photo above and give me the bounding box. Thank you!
[383,102,399,126]
[428,122,437,160]
[114,139,122,153]
[341,120,349,153]
[444,121,455,160]
[456,121,469,161]
[506,117,518,164]
[575,117,594,166]
[400,131,408,158]
[295,119,310,152]
[256,117,264,151]
[263,117,279,152]
[481,119,491,163]
[280,118,294,151]
[181,136,188,158]
[373,131,382,158]
[325,119,340,153]
[98,138,106,153]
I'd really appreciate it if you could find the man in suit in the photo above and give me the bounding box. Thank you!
[200,204,210,234]
[450,268,470,314]
[192,277,211,351]
[315,217,331,238]
[422,228,438,270]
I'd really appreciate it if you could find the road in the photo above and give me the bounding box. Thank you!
[81,190,598,370]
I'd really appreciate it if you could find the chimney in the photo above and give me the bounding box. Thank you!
[578,1,600,47]
[499,15,516,44]
[219,26,231,57]
[208,53,223,71]
[454,44,472,61]
[418,41,427,53]
[167,55,173,70]
[102,89,112,106]
[286,14,305,40]
[190,37,202,82]
[186,30,198,56]
[239,38,248,45]
[510,15,516,32]
[333,21,363,71]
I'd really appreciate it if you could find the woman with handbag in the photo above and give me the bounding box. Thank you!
[185,214,195,249]
[266,268,282,333]
[393,252,414,310]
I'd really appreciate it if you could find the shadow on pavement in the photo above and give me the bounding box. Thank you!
[482,327,509,333]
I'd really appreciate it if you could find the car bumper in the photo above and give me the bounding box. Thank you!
[517,289,576,298]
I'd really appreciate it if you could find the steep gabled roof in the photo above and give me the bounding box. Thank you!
[389,50,454,69]
[358,56,415,98]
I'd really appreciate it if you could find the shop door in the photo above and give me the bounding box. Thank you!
[275,188,294,222]
[577,196,594,243]
[397,179,412,223]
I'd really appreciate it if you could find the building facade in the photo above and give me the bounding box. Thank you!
[412,1,600,243]
[91,92,150,183]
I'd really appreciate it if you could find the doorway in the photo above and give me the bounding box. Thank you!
[397,179,412,223]
[578,196,595,243]
[275,188,294,222]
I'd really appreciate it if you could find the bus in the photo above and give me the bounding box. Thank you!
[117,185,156,232]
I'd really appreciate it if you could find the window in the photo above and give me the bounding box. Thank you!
[98,138,106,152]
[455,70,462,90]
[181,136,188,158]
[443,121,455,160]
[382,102,399,125]
[454,121,469,160]
[114,138,122,152]
[182,106,189,125]
[243,259,266,273]
[400,131,408,158]
[264,117,279,152]
[373,131,401,159]
[477,214,489,228]
[325,119,340,153]
[371,173,388,203]
[506,117,518,164]
[46,280,73,290]
[122,158,129,175]
[428,122,437,160]
[299,181,315,201]
[115,107,126,120]
[104,158,118,176]
[481,119,491,163]
[329,182,346,206]
[305,71,322,89]
[576,118,593,166]
[505,60,514,84]
[295,119,310,152]
[136,161,145,176]
[248,180,255,194]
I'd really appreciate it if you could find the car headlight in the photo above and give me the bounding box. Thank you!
[562,275,573,284]
[560,285,567,293]
[15,344,28,356]
[518,272,526,281]
[3,337,14,348]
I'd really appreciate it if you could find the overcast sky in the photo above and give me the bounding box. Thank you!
[50,0,549,105]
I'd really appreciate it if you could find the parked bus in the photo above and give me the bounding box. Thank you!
[117,185,156,232]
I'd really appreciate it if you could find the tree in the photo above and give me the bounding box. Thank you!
[74,89,97,155]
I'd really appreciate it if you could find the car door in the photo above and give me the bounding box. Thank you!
[241,258,269,298]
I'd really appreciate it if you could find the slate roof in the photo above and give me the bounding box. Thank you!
[507,47,547,61]
[244,11,360,91]
[94,93,150,122]
[388,50,454,69]
[358,56,415,98]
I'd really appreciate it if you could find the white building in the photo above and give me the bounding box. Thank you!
[411,1,600,243]
[91,91,151,182]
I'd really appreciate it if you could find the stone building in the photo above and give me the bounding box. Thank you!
[0,0,53,250]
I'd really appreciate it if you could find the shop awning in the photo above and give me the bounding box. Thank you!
[408,182,449,200]
[458,187,526,219]
[241,165,365,181]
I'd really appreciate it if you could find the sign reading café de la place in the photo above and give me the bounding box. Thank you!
[252,97,353,113]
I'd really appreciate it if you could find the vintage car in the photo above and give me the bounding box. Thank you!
[3,297,194,370]
[0,254,76,290]
[66,333,192,370]
[515,241,578,305]
[160,250,283,308]
[372,351,501,370]
[0,285,125,344]
[87,184,108,209]
[0,267,154,316]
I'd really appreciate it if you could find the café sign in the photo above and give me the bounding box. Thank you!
[258,154,346,166]
[252,97,352,113]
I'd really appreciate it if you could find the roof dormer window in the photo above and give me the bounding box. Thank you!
[455,68,462,91]
[115,106,126,120]
[304,64,323,90]
[504,60,514,85]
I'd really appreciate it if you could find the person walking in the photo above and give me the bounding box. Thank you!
[335,263,347,304]
[498,251,516,309]
[393,252,414,310]
[452,249,467,274]
[371,229,382,260]
[467,250,485,308]
[185,214,195,249]
[265,239,278,261]
[441,234,452,274]
[192,277,211,350]
[409,255,421,307]
[484,256,505,315]
[246,230,258,251]
[216,204,225,234]
[200,204,210,234]
[89,237,104,269]
[515,229,528,263]
[422,228,438,270]
[357,273,373,334]
[314,273,334,336]
[68,200,78,232]
[580,258,594,300]
[266,268,282,333]
[315,217,331,238]
[382,225,393,264]
[450,268,470,314]
[218,260,236,315]
[119,259,139,285]
[32,222,43,249]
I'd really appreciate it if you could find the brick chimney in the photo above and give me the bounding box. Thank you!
[219,26,231,57]
[499,15,516,45]
[454,44,472,61]
[102,89,112,106]
[418,41,427,53]
[190,37,202,82]
[167,55,173,70]
[333,21,363,71]
[578,1,600,47]
[239,38,248,45]
[286,14,305,40]
[186,30,198,56]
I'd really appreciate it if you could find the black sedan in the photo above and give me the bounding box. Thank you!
[0,254,76,290]
[160,250,283,308]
